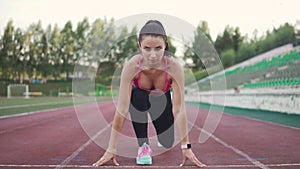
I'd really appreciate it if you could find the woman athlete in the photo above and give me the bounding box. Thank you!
[93,20,206,168]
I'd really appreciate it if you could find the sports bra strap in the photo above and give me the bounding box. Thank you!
[137,54,142,80]
[165,56,168,84]
[135,54,172,92]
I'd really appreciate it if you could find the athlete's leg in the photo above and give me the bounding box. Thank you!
[129,87,150,146]
[149,91,174,148]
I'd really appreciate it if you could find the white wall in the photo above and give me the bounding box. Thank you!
[185,89,300,115]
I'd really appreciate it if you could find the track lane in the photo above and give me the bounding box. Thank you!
[0,101,299,168]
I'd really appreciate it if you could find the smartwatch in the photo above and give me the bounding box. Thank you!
[181,143,191,149]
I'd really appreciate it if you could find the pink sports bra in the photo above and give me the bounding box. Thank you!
[133,55,172,93]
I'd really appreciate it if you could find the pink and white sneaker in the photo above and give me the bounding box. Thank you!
[136,143,153,165]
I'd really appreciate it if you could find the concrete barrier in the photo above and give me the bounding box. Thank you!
[185,88,300,115]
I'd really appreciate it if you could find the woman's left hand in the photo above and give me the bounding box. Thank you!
[180,149,206,167]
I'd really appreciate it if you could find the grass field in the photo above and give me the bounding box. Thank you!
[1,97,299,130]
[187,102,300,129]
[0,96,112,117]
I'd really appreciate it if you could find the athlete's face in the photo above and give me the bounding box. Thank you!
[139,35,166,67]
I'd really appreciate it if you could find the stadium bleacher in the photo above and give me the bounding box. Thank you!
[185,44,300,115]
[196,44,300,91]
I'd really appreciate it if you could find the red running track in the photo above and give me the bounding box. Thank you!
[0,101,299,169]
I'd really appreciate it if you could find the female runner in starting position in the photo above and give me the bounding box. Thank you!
[93,20,206,167]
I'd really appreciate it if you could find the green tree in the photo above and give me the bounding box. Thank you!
[26,21,44,79]
[183,23,215,71]
[167,36,177,56]
[49,24,61,80]
[198,21,212,42]
[294,20,300,46]
[214,26,234,53]
[12,27,25,81]
[220,48,235,68]
[254,23,295,54]
[274,23,295,47]
[75,17,90,61]
[88,18,116,62]
[38,25,52,81]
[21,31,32,82]
[60,21,76,79]
[236,42,256,63]
[112,26,139,62]
[1,20,14,80]
[232,27,243,52]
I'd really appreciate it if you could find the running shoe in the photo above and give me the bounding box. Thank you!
[157,141,163,147]
[136,143,153,165]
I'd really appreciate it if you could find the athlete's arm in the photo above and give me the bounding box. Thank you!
[170,59,190,144]
[107,59,135,154]
[170,58,206,168]
[93,56,137,166]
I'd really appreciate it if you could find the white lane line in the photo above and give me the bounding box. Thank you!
[0,106,75,120]
[55,122,112,169]
[190,122,270,169]
[0,163,300,168]
[0,101,73,109]
[0,101,97,119]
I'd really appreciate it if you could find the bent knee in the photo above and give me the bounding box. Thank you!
[158,132,174,148]
[159,138,174,148]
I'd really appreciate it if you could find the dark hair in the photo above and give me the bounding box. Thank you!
[139,20,170,55]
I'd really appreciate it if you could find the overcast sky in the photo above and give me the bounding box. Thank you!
[0,0,299,40]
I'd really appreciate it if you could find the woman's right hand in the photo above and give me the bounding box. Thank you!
[92,151,119,167]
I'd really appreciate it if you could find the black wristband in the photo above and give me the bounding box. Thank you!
[181,143,191,149]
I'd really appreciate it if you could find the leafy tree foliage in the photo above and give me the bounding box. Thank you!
[0,18,149,85]
[185,21,298,80]
[0,18,299,85]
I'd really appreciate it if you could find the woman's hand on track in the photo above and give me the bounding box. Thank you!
[92,151,119,167]
[180,149,206,167]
